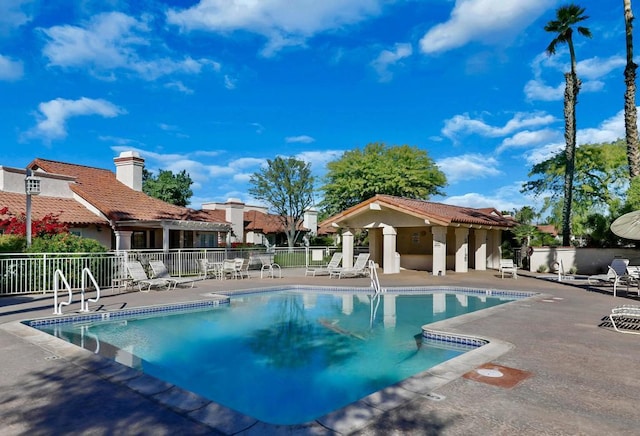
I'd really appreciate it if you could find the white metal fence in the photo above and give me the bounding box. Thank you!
[0,246,346,295]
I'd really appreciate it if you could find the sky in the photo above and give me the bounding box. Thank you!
[0,0,632,214]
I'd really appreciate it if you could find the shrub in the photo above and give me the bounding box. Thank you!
[26,234,107,253]
[537,264,549,273]
[0,234,26,252]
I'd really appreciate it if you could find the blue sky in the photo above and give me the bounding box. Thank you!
[0,0,631,213]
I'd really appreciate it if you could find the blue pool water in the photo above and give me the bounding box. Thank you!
[35,289,513,425]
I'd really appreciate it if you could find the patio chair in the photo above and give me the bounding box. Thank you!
[499,259,518,279]
[256,254,281,278]
[235,258,250,279]
[196,258,222,280]
[608,305,640,335]
[222,259,239,279]
[587,258,630,297]
[125,260,171,292]
[625,265,640,297]
[331,253,370,279]
[149,260,198,289]
[305,252,343,276]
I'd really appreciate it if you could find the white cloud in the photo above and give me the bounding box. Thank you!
[0,54,23,80]
[295,150,343,171]
[442,111,557,141]
[224,75,237,90]
[165,81,194,94]
[166,0,384,56]
[0,0,33,35]
[26,97,125,142]
[285,135,315,144]
[436,153,501,183]
[523,79,564,101]
[419,0,554,54]
[41,12,220,80]
[524,141,564,166]
[370,43,412,82]
[497,128,562,153]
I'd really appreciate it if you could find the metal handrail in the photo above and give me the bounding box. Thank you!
[53,270,73,315]
[80,268,101,313]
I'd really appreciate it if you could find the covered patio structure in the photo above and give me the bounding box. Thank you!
[323,195,516,275]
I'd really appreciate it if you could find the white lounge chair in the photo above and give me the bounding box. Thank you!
[498,259,517,279]
[125,261,171,292]
[608,305,640,334]
[331,253,370,279]
[588,258,630,297]
[235,258,250,279]
[305,252,343,276]
[149,260,198,289]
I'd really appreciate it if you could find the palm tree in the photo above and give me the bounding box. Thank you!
[544,4,592,247]
[624,0,640,178]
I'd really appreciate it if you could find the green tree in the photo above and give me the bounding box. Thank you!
[544,4,592,246]
[624,0,640,178]
[249,156,315,248]
[320,143,446,216]
[142,168,193,207]
[514,206,537,225]
[522,140,628,242]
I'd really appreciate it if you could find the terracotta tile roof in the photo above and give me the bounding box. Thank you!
[244,210,307,234]
[0,191,105,225]
[29,158,228,225]
[322,194,516,229]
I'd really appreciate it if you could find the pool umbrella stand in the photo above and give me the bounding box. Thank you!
[611,210,640,240]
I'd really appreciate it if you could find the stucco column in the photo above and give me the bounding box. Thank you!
[432,226,447,276]
[383,225,399,274]
[162,225,170,251]
[368,228,382,268]
[474,229,487,271]
[342,230,354,268]
[488,229,501,269]
[114,230,132,251]
[454,227,469,273]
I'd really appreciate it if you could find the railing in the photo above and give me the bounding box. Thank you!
[80,267,100,313]
[53,270,73,315]
[0,246,360,295]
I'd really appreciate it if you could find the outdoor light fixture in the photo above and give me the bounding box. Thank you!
[25,169,41,247]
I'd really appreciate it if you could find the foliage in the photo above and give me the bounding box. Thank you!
[512,224,559,247]
[0,207,68,237]
[26,233,107,253]
[544,3,592,246]
[522,140,628,239]
[0,234,26,252]
[309,235,334,246]
[320,143,447,216]
[142,168,193,207]
[582,213,617,247]
[513,206,537,225]
[537,264,549,273]
[249,156,315,248]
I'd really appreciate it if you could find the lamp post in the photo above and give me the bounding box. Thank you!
[25,169,41,247]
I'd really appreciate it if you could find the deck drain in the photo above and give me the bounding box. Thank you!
[44,355,60,361]
[476,368,503,378]
[424,392,445,401]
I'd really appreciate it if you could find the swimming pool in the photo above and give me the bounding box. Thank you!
[29,287,525,426]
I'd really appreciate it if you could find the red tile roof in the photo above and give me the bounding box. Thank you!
[29,158,227,224]
[0,191,105,225]
[321,194,515,229]
[244,210,307,233]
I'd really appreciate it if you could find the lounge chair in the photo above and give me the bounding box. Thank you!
[499,259,518,279]
[608,305,640,334]
[331,253,370,279]
[587,258,630,297]
[149,260,198,289]
[125,260,171,292]
[305,252,343,276]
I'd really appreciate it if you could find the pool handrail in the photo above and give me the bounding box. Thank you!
[53,269,73,315]
[80,268,101,313]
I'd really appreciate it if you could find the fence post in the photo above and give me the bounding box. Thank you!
[42,253,48,294]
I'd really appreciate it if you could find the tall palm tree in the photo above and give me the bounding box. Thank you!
[544,4,592,246]
[624,0,640,178]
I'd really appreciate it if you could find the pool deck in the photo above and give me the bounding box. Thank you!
[1,268,639,435]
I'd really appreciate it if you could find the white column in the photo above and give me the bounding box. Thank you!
[474,229,487,271]
[114,230,132,251]
[432,226,447,276]
[487,230,502,269]
[382,225,399,274]
[369,228,382,268]
[162,225,170,251]
[454,227,469,273]
[342,230,354,268]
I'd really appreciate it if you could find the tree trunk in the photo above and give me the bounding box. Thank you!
[624,0,640,178]
[562,72,579,247]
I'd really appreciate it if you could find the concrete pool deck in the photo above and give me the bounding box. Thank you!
[0,268,638,435]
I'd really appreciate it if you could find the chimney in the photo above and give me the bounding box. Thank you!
[114,151,144,191]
